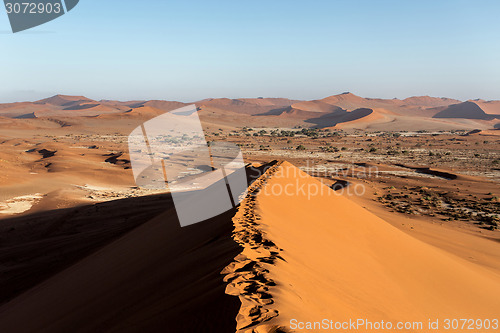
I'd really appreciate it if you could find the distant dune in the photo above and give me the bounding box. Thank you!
[289,100,345,113]
[259,106,327,118]
[0,102,55,118]
[305,108,375,127]
[36,94,94,106]
[433,101,498,120]
[118,105,173,118]
[473,99,500,115]
[402,96,461,107]
[197,98,297,115]
[320,92,373,111]
[0,93,499,131]
[127,100,187,111]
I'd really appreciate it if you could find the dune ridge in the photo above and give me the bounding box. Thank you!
[222,162,285,333]
[223,160,500,333]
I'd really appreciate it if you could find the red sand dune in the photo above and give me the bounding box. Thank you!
[473,100,500,115]
[36,95,94,106]
[129,100,187,111]
[402,96,461,107]
[223,161,500,332]
[332,107,393,129]
[433,101,497,120]
[1,93,499,130]
[320,92,372,111]
[0,160,499,332]
[197,98,297,115]
[305,108,375,127]
[119,105,172,118]
[289,100,344,113]
[0,187,242,333]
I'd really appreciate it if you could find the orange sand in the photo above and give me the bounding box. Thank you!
[226,161,500,332]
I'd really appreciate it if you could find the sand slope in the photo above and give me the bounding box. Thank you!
[0,158,499,332]
[0,188,242,332]
[224,161,500,332]
[472,100,500,115]
[402,96,461,107]
[433,101,497,120]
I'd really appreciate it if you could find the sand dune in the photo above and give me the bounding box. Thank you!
[289,100,344,113]
[323,93,397,111]
[306,108,375,127]
[36,95,94,106]
[251,93,495,129]
[34,108,125,118]
[197,98,297,116]
[330,108,394,129]
[402,96,461,107]
[0,159,499,332]
[256,106,378,128]
[20,95,130,118]
[1,93,499,130]
[223,161,500,332]
[0,181,244,333]
[119,105,171,118]
[0,103,55,119]
[433,101,498,120]
[473,100,500,115]
[126,100,187,111]
[321,92,373,110]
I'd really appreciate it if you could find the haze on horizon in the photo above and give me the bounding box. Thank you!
[1,0,499,103]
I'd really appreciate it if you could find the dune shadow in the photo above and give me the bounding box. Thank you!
[305,108,373,128]
[0,163,278,332]
[394,163,458,180]
[63,103,100,111]
[0,193,175,305]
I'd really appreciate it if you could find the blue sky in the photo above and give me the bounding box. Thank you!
[1,0,499,102]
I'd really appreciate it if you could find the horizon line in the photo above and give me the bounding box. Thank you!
[2,92,499,104]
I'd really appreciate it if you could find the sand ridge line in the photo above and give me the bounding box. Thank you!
[221,161,288,333]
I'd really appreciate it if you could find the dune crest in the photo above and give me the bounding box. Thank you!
[222,162,283,332]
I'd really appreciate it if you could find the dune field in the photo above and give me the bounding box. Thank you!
[0,94,498,332]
